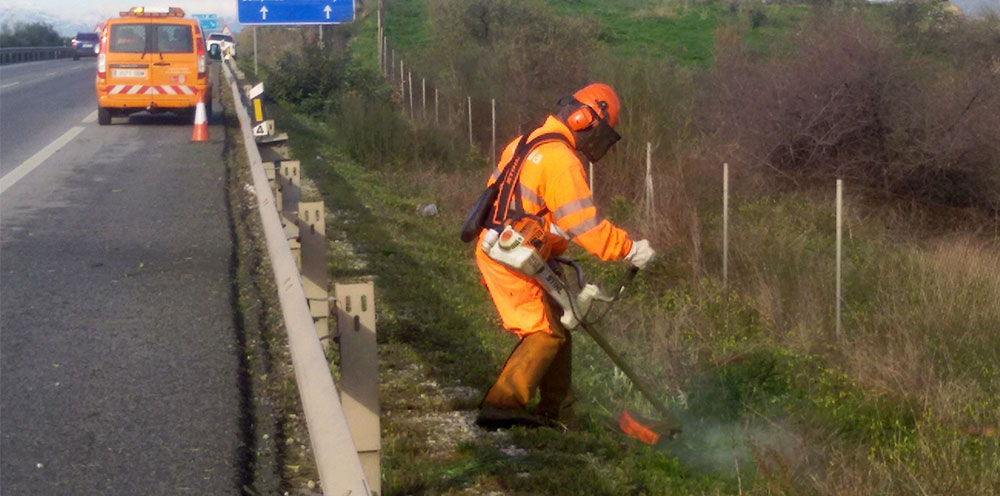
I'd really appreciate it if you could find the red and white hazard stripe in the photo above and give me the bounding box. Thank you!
[106,85,197,95]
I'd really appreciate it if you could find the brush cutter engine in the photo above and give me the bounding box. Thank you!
[482,217,614,330]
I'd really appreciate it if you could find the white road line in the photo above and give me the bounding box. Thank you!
[1,81,20,89]
[81,110,98,124]
[45,72,57,76]
[0,126,85,195]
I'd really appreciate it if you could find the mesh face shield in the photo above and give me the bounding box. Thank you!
[576,117,621,163]
[556,96,622,163]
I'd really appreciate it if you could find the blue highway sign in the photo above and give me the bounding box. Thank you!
[238,0,355,25]
[192,13,218,31]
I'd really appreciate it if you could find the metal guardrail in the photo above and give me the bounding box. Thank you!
[0,47,75,65]
[222,59,373,495]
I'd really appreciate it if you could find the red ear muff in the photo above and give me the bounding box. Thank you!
[566,107,595,131]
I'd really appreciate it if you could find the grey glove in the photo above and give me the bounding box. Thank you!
[625,239,655,269]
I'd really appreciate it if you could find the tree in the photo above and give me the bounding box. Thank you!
[0,22,64,48]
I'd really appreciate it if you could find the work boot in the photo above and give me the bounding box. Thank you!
[475,405,551,430]
[478,331,564,428]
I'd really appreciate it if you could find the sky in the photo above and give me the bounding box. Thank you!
[19,1,237,20]
[0,0,241,35]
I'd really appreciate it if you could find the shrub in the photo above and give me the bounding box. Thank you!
[703,13,1000,212]
[264,44,348,116]
[425,0,599,141]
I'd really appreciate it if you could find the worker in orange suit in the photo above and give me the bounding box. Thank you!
[474,83,657,429]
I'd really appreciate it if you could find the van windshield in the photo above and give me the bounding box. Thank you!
[109,24,193,54]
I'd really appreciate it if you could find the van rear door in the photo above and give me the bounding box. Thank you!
[105,21,153,106]
[148,23,198,104]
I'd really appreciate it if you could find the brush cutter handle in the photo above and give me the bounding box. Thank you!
[617,265,640,298]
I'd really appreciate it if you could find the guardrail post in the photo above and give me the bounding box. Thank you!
[264,160,277,183]
[335,281,381,496]
[277,160,302,267]
[299,201,330,344]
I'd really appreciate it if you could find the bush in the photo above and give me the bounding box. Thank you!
[425,0,599,140]
[703,14,1000,212]
[264,44,348,116]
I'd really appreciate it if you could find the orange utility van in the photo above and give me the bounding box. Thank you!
[95,7,211,125]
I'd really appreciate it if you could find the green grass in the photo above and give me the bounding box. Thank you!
[551,0,722,64]
[383,0,431,54]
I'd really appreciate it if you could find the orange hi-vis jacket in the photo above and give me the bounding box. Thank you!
[476,116,634,337]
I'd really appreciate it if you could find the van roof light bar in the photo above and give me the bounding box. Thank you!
[120,7,185,17]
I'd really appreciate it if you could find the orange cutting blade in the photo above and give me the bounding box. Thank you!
[618,410,661,445]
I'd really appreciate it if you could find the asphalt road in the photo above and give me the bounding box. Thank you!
[1,60,246,494]
[0,59,98,176]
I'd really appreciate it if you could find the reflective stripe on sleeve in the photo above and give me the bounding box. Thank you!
[552,198,595,222]
[566,216,602,239]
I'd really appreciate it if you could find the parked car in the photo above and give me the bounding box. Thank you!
[206,33,235,59]
[72,32,100,60]
[95,6,211,125]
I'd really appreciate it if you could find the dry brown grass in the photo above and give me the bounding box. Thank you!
[845,237,1000,417]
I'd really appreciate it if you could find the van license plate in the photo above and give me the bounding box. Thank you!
[113,68,147,78]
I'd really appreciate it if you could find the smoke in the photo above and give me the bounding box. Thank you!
[662,414,812,486]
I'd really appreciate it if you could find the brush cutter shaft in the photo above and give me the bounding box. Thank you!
[578,321,673,420]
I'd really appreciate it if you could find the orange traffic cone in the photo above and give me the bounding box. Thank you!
[191,91,209,142]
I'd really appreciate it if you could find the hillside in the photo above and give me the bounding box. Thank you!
[237,0,1000,494]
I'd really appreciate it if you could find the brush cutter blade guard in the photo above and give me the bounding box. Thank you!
[618,410,683,445]
[619,410,661,445]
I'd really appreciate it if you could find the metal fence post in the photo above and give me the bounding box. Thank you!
[643,142,655,222]
[491,98,496,166]
[723,163,729,303]
[836,179,843,340]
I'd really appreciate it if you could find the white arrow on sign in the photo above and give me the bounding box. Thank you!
[260,6,268,20]
[324,5,332,19]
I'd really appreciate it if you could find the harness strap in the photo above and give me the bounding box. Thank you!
[488,132,570,229]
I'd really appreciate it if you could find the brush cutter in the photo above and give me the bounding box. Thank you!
[481,219,682,443]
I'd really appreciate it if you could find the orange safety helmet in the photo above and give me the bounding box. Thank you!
[566,83,620,130]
